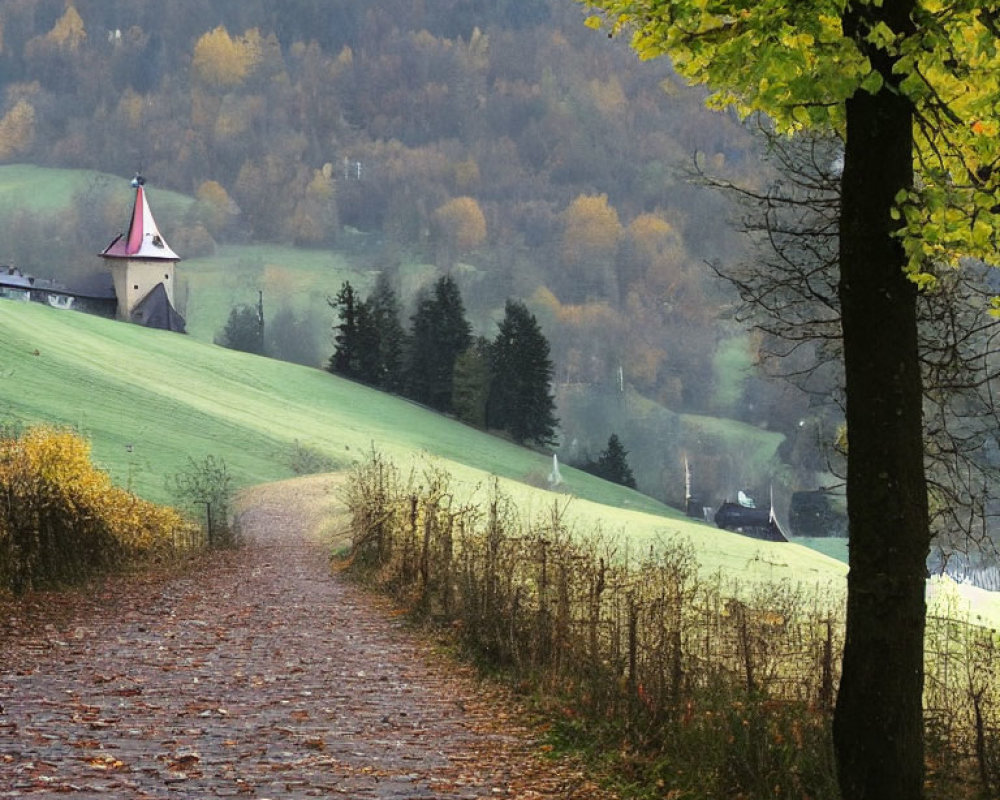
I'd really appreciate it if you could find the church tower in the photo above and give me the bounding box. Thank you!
[100,175,185,332]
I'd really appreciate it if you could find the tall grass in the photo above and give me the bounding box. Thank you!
[342,451,1000,799]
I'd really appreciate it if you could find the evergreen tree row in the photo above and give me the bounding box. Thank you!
[328,276,557,446]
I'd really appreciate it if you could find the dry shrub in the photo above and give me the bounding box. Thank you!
[341,451,998,798]
[0,426,198,593]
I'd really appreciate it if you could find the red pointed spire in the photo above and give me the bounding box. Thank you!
[101,175,180,260]
[125,185,147,255]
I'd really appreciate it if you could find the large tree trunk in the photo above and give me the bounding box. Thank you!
[833,3,930,797]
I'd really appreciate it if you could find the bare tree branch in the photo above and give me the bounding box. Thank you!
[693,124,1000,577]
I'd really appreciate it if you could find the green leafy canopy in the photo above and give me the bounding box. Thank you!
[582,0,1000,299]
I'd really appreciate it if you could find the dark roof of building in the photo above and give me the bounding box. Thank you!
[0,266,33,288]
[62,271,117,299]
[130,282,186,332]
[0,267,120,299]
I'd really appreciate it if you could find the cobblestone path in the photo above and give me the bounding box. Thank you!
[0,477,614,799]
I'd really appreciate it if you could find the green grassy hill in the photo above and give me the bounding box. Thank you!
[0,164,185,214]
[3,299,999,626]
[0,301,844,576]
[0,301,680,514]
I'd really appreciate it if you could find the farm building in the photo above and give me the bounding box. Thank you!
[0,265,117,316]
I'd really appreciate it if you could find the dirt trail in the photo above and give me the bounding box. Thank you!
[0,476,614,799]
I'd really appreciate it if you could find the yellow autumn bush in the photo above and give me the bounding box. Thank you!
[0,426,198,593]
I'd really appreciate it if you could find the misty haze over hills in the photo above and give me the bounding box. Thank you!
[0,0,841,525]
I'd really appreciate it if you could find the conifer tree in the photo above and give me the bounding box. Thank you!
[488,299,557,445]
[405,275,472,412]
[330,276,406,388]
[404,290,437,405]
[367,272,406,391]
[595,433,636,489]
[216,303,263,355]
[328,281,362,378]
[266,305,321,367]
[353,299,381,385]
[452,337,492,428]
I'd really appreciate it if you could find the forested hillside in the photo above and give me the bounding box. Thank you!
[0,0,819,508]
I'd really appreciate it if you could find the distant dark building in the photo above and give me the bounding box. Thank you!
[63,271,119,318]
[714,501,787,542]
[0,266,117,317]
[0,266,36,301]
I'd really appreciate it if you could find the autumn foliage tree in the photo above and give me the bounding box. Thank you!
[620,212,687,300]
[291,165,338,246]
[192,26,258,88]
[433,196,487,263]
[194,180,237,237]
[560,193,623,302]
[22,4,87,91]
[0,98,35,160]
[531,286,630,388]
[581,1,1000,797]
[232,153,304,241]
[44,4,87,51]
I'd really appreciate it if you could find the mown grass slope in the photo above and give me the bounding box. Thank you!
[4,275,999,625]
[1,301,678,514]
[0,302,854,585]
